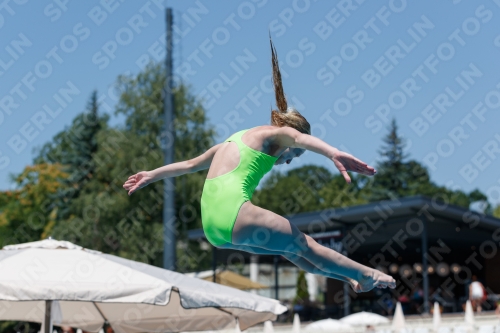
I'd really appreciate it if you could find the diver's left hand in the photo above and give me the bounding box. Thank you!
[331,150,376,183]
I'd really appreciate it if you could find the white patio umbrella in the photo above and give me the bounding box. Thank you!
[304,318,352,332]
[0,239,287,333]
[340,311,389,326]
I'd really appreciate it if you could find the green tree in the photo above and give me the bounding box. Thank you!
[45,63,215,271]
[253,165,334,215]
[494,205,500,218]
[467,189,492,214]
[293,270,310,305]
[111,63,216,269]
[35,90,108,221]
[367,118,410,201]
[0,164,67,246]
[0,321,39,333]
[361,118,490,210]
[1,62,216,272]
[319,173,369,209]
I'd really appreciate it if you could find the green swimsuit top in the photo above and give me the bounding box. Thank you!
[215,128,278,200]
[207,129,278,200]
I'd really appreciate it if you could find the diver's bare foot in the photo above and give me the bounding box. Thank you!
[348,278,364,293]
[356,269,396,292]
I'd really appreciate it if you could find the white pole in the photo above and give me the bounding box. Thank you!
[292,313,300,333]
[250,255,259,294]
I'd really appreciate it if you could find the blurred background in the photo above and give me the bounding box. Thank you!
[1,0,500,332]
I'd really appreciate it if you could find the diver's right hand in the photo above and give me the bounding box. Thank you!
[123,171,153,195]
[331,149,377,184]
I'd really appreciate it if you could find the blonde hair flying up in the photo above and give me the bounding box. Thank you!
[269,36,311,135]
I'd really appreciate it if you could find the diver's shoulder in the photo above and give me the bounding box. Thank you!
[248,125,278,134]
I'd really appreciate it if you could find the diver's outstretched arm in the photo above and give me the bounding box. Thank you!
[123,143,222,195]
[272,127,376,183]
[188,143,223,172]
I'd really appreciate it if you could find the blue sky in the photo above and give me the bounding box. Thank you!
[0,0,499,206]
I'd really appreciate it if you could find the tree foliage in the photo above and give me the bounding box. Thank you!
[253,164,369,216]
[0,164,67,245]
[359,118,490,210]
[493,205,500,219]
[35,90,108,221]
[253,165,331,216]
[293,270,310,305]
[1,63,215,272]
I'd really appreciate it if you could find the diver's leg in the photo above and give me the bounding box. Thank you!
[230,201,395,291]
[218,242,363,289]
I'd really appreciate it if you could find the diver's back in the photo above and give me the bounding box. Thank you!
[207,126,274,179]
[200,128,278,246]
[206,139,241,180]
[204,128,277,200]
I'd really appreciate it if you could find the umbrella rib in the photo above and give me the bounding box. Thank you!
[211,307,241,330]
[90,301,238,330]
[92,302,108,325]
[212,306,236,317]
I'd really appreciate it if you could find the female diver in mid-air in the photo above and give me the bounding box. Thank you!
[123,38,396,293]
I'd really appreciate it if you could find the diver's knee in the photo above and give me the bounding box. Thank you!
[286,233,311,255]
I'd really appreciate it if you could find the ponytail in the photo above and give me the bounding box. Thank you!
[270,36,288,113]
[269,36,311,134]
